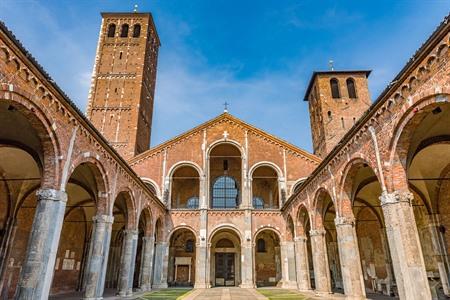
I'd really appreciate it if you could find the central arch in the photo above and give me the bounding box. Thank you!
[209,227,242,287]
[253,228,281,287]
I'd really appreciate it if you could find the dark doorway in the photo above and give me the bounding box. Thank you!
[215,253,235,286]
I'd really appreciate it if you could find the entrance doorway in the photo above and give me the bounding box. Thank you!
[215,253,235,286]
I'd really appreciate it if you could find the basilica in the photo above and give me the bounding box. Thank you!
[0,9,449,300]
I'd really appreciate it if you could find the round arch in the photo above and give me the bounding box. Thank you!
[167,161,204,178]
[248,161,283,178]
[141,177,161,199]
[206,139,244,156]
[167,225,198,243]
[208,224,243,244]
[112,188,137,230]
[290,177,307,196]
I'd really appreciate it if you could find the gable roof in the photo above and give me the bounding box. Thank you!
[129,112,321,164]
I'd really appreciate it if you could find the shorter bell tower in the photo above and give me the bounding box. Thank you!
[86,12,160,159]
[304,70,371,158]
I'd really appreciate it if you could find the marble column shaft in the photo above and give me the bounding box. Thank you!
[152,242,169,288]
[380,191,431,300]
[280,241,298,289]
[139,236,155,291]
[335,216,365,299]
[118,229,138,297]
[83,214,114,299]
[294,236,311,291]
[15,188,67,300]
[309,229,332,293]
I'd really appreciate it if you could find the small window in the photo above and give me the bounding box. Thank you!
[186,196,199,209]
[341,117,345,128]
[107,24,116,37]
[330,78,340,99]
[257,238,266,252]
[327,111,332,120]
[133,24,141,38]
[346,78,357,98]
[253,196,264,209]
[119,52,123,59]
[185,239,194,253]
[120,24,129,37]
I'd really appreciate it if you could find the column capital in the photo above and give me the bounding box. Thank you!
[379,191,413,206]
[123,229,139,237]
[334,216,355,227]
[93,214,114,224]
[36,188,67,203]
[309,229,326,236]
[294,236,308,242]
[142,236,154,242]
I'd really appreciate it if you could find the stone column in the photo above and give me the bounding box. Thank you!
[152,241,169,288]
[139,236,155,291]
[335,216,365,299]
[118,229,138,297]
[294,236,311,291]
[195,209,208,288]
[280,241,298,289]
[240,211,254,288]
[309,229,332,294]
[15,188,67,300]
[83,214,114,300]
[380,191,431,300]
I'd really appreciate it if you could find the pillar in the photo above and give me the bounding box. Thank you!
[84,214,114,299]
[118,229,138,297]
[335,216,365,299]
[15,188,67,299]
[280,241,298,289]
[152,241,169,288]
[294,236,311,291]
[309,229,332,294]
[139,236,155,291]
[380,191,431,300]
[240,211,254,288]
[195,210,208,288]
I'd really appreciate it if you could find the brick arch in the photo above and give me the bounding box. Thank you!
[154,217,164,242]
[66,154,109,214]
[296,203,311,237]
[137,205,153,236]
[0,89,61,189]
[285,214,295,242]
[208,224,243,244]
[387,93,450,192]
[112,188,137,230]
[140,177,161,199]
[167,161,204,178]
[311,187,335,229]
[206,139,244,156]
[248,161,283,178]
[167,225,198,243]
[337,156,381,218]
[253,225,282,242]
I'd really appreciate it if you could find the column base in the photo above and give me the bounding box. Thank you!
[152,283,168,289]
[240,283,255,288]
[344,296,366,300]
[280,281,298,289]
[83,298,103,300]
[194,283,209,289]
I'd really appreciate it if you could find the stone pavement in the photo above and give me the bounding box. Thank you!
[183,287,267,300]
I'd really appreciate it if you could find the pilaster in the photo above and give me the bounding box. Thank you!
[309,229,332,294]
[294,236,312,291]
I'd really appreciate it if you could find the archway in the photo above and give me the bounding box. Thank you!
[104,191,135,291]
[171,165,200,209]
[50,162,106,296]
[314,189,343,292]
[133,207,153,290]
[296,205,314,290]
[0,100,54,298]
[254,229,281,287]
[251,165,279,209]
[209,143,242,209]
[167,228,196,286]
[341,160,394,296]
[209,227,241,286]
[397,101,450,297]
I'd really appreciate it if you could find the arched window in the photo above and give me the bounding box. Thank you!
[185,239,194,253]
[120,24,129,37]
[107,24,116,37]
[253,196,264,209]
[257,238,266,252]
[330,78,340,99]
[133,24,141,38]
[346,78,357,98]
[186,196,199,209]
[212,176,238,209]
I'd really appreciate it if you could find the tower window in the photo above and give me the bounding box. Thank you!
[341,117,345,128]
[119,52,123,59]
[346,78,357,98]
[327,111,332,120]
[120,24,129,37]
[107,24,116,37]
[330,78,340,99]
[133,24,141,38]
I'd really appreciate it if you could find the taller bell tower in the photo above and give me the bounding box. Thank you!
[304,70,372,158]
[87,12,160,159]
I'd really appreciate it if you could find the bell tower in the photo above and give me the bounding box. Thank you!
[86,12,160,159]
[304,70,372,158]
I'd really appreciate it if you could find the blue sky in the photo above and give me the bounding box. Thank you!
[0,1,448,152]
